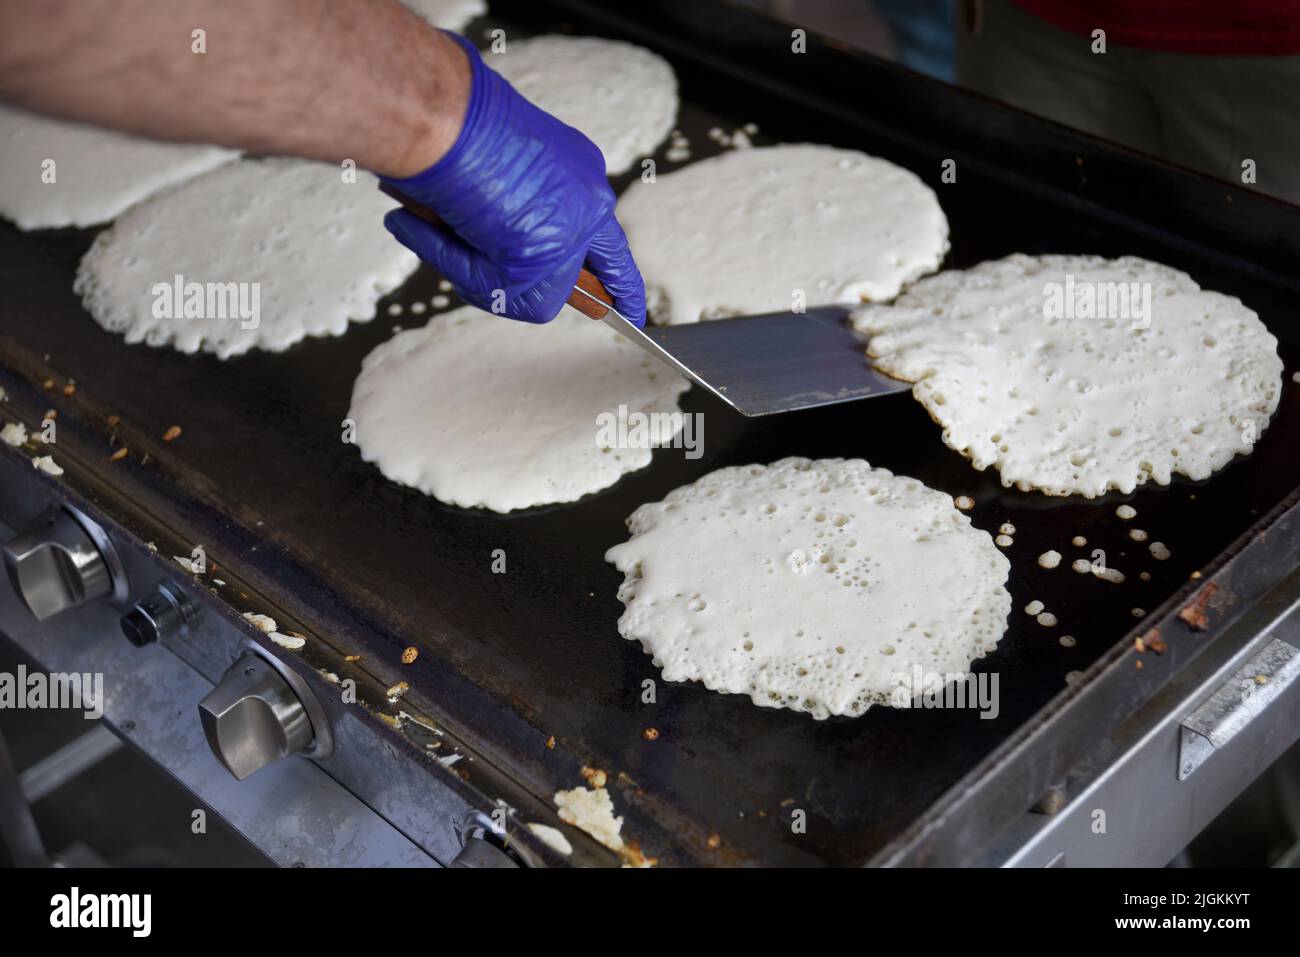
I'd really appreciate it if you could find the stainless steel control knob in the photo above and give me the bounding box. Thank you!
[3,506,126,620]
[199,652,316,780]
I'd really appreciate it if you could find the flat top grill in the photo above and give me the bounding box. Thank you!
[2,0,1300,866]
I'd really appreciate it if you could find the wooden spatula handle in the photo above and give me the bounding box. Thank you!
[378,182,614,320]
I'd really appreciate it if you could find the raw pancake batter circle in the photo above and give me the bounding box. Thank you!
[0,104,237,230]
[489,34,678,176]
[348,305,690,512]
[75,158,419,358]
[616,144,949,325]
[853,254,1283,498]
[604,457,1010,719]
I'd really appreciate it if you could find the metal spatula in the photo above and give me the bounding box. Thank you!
[381,185,911,416]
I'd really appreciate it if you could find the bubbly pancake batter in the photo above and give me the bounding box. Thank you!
[605,457,1010,719]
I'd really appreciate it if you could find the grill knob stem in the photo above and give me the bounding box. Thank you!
[199,652,315,780]
[3,506,126,621]
[120,580,192,646]
[451,810,526,868]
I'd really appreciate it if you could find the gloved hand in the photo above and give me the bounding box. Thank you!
[380,32,646,327]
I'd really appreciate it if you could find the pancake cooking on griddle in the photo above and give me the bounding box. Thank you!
[853,254,1283,497]
[605,458,1011,719]
[348,304,689,511]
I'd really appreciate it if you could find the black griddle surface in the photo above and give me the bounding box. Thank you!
[2,0,1300,865]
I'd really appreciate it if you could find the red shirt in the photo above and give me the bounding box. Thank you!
[1012,1,1300,55]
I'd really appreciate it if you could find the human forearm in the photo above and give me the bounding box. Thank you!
[0,0,468,176]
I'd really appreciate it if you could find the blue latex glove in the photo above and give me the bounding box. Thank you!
[380,32,646,327]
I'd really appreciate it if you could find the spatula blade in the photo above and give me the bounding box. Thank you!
[637,304,911,416]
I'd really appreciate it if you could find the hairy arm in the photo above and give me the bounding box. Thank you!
[0,0,469,176]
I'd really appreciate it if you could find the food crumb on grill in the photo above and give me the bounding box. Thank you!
[1094,566,1126,584]
[401,646,419,664]
[387,303,403,316]
[42,378,53,390]
[410,301,427,315]
[1059,635,1076,647]
[269,631,305,650]
[1024,600,1044,616]
[345,654,361,662]
[1036,612,1058,627]
[545,735,556,750]
[554,785,624,852]
[999,522,1016,535]
[1038,549,1061,569]
[953,495,974,510]
[1071,558,1092,573]
[642,727,659,741]
[1116,504,1137,520]
[62,382,76,396]
[32,455,63,477]
[1071,535,1087,547]
[386,680,409,702]
[706,833,722,850]
[43,409,56,421]
[1140,571,1151,581]
[581,766,607,789]
[1065,670,1083,686]
[622,842,656,868]
[1,422,28,447]
[162,425,182,442]
[432,294,450,308]
[1150,542,1171,560]
[106,414,121,426]
[108,447,128,461]
[1129,528,1148,542]
[319,670,340,684]
[242,612,277,633]
[995,534,1013,548]
[1132,608,1146,618]
[527,822,573,856]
